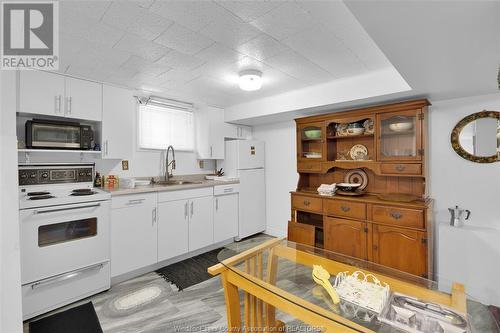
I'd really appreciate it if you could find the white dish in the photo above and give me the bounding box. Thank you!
[134,180,151,186]
[304,152,322,158]
[349,144,368,160]
[347,127,365,135]
[389,122,413,132]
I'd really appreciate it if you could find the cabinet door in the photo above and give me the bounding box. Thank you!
[157,200,189,261]
[65,77,102,121]
[377,109,422,161]
[18,70,65,116]
[188,196,214,251]
[372,225,427,277]
[324,217,367,260]
[111,198,157,277]
[196,106,224,159]
[102,85,134,159]
[214,194,238,243]
[287,221,315,246]
[297,121,326,161]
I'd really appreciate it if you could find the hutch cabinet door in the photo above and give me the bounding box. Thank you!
[297,122,326,162]
[324,217,367,260]
[377,109,422,161]
[287,221,315,247]
[372,225,427,277]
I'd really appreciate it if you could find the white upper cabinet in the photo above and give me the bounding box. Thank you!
[196,106,225,159]
[102,85,134,159]
[18,70,102,121]
[225,124,253,140]
[18,70,65,117]
[64,77,102,121]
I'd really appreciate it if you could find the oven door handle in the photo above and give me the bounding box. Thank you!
[30,262,105,290]
[33,203,101,215]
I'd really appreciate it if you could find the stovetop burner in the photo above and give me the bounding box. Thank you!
[27,191,51,196]
[29,195,55,200]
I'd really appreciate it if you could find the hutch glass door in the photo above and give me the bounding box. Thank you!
[378,110,422,161]
[298,122,325,161]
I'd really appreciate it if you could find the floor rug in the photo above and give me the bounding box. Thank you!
[29,302,102,333]
[489,305,500,329]
[156,248,237,291]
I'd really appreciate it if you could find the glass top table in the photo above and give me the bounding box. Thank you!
[209,237,499,333]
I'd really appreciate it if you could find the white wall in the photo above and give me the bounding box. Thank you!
[253,121,298,237]
[429,93,500,228]
[1,71,23,332]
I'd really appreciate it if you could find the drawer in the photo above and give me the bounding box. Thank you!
[158,187,213,202]
[112,192,157,209]
[297,161,322,173]
[214,184,240,195]
[372,205,424,229]
[380,163,422,175]
[324,200,366,220]
[287,221,315,247]
[292,194,322,213]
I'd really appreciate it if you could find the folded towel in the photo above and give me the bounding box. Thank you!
[317,183,336,196]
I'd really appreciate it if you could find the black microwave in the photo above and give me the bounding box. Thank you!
[26,119,93,150]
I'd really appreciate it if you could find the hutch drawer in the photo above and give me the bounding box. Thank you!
[292,194,322,213]
[324,199,366,220]
[380,163,422,175]
[297,161,322,173]
[372,205,424,229]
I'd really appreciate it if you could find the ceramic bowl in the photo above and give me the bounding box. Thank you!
[389,122,413,132]
[336,183,361,192]
[304,129,321,139]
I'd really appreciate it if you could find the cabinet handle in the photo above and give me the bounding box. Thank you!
[395,165,406,172]
[54,95,61,114]
[68,96,72,115]
[126,199,144,205]
[190,201,194,218]
[104,140,109,156]
[303,200,310,206]
[237,127,241,137]
[184,202,188,219]
[210,146,213,157]
[152,207,156,225]
[340,206,350,212]
[215,198,219,211]
[390,211,403,220]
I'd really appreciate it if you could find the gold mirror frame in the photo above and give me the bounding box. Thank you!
[450,110,500,163]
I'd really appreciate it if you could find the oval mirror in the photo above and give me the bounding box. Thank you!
[451,111,500,163]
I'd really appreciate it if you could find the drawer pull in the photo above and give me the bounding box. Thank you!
[340,206,351,212]
[303,200,311,206]
[395,165,406,172]
[390,211,403,220]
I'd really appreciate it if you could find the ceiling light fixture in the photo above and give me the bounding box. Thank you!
[238,70,262,91]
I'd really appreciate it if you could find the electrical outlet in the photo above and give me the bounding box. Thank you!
[198,160,204,168]
[122,160,129,170]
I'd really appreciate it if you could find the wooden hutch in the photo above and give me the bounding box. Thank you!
[288,99,434,279]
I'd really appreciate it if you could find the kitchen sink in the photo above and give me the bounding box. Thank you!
[154,180,203,186]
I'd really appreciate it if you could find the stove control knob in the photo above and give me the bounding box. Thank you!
[41,172,49,179]
[20,173,28,179]
[29,173,36,178]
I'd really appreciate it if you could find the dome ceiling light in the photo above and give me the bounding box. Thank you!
[238,70,262,91]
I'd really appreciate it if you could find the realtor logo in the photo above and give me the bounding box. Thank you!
[1,1,59,69]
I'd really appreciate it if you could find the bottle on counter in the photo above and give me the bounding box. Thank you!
[94,172,102,187]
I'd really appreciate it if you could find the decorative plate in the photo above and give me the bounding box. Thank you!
[363,119,374,134]
[350,144,368,160]
[344,169,368,191]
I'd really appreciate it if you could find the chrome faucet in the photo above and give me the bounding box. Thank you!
[165,145,176,181]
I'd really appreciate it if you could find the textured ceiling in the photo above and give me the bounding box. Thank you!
[59,0,393,107]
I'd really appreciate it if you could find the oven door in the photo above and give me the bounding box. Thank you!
[29,122,81,149]
[19,200,110,284]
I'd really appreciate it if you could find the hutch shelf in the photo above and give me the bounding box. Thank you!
[289,99,434,279]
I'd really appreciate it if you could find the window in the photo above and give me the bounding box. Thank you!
[138,102,194,151]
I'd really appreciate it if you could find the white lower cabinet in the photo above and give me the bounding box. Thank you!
[111,193,157,277]
[188,196,214,251]
[214,185,239,243]
[157,199,189,262]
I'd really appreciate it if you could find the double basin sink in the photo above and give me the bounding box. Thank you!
[153,180,203,186]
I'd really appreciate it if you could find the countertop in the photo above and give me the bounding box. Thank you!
[103,178,239,196]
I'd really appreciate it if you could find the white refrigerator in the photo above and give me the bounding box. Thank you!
[225,140,266,240]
